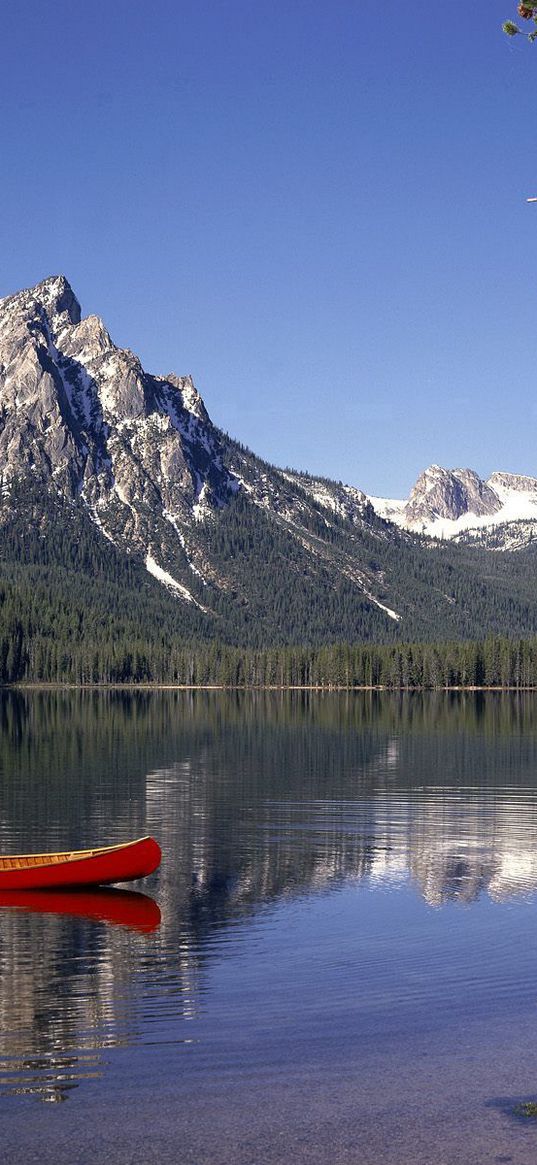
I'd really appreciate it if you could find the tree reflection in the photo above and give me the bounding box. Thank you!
[2,690,537,1100]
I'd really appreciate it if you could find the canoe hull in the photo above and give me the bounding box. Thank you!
[0,837,161,891]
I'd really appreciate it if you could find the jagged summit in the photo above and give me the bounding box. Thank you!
[0,274,82,330]
[405,465,501,525]
[0,275,243,605]
[369,464,537,547]
[166,373,209,422]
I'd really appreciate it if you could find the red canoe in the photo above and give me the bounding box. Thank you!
[0,836,161,891]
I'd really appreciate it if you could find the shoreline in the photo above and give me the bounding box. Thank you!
[6,682,537,693]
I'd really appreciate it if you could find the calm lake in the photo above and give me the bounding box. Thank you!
[2,690,537,1163]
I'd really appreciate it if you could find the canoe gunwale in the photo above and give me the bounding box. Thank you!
[0,835,161,889]
[0,836,155,873]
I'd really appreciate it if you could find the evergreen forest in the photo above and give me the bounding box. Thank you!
[3,485,537,687]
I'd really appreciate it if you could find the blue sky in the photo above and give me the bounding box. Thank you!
[2,0,537,496]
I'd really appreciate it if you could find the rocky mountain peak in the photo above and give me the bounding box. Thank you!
[369,463,537,549]
[66,314,113,355]
[165,373,209,423]
[0,275,413,628]
[487,471,537,494]
[405,465,501,526]
[0,275,246,604]
[33,275,81,326]
[0,275,82,336]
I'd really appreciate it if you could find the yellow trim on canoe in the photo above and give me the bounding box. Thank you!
[0,837,151,872]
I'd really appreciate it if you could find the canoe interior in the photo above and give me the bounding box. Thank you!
[0,838,146,873]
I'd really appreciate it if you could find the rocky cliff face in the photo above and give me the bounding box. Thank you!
[405,466,501,525]
[488,471,537,494]
[0,276,245,602]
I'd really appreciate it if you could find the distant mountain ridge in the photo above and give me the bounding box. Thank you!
[3,274,537,646]
[368,465,537,548]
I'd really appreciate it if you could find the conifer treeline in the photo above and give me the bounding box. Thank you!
[3,495,537,687]
[2,609,537,689]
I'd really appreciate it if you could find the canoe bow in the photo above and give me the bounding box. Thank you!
[0,836,161,891]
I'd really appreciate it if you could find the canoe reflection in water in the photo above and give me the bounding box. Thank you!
[0,887,161,933]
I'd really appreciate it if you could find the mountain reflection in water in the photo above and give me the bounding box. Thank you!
[1,690,537,1103]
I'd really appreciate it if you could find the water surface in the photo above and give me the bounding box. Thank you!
[1,691,537,1162]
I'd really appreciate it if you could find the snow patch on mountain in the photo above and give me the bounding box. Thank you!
[145,554,209,611]
[162,509,207,584]
[193,482,212,522]
[85,502,117,545]
[364,593,401,622]
[368,496,407,525]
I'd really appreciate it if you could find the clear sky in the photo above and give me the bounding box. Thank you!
[2,0,537,497]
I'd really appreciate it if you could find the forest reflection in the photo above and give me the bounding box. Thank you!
[1,689,537,1101]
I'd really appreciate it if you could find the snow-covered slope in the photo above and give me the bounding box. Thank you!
[369,466,537,548]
